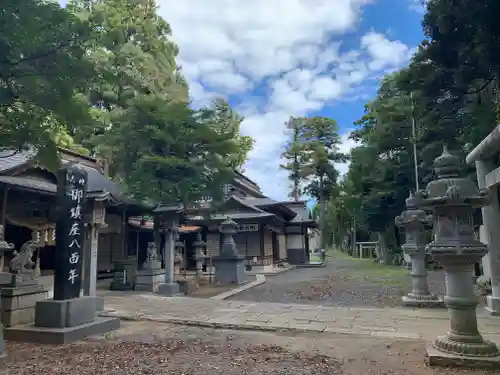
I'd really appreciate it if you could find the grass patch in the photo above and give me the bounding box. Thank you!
[328,248,409,289]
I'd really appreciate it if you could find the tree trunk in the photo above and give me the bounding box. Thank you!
[377,224,397,265]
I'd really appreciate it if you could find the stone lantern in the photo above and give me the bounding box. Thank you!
[395,191,443,307]
[174,231,184,276]
[421,146,499,364]
[193,232,206,278]
[153,203,185,296]
[213,218,245,284]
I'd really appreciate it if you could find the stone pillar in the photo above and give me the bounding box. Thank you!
[19,165,119,344]
[153,204,185,296]
[214,218,245,285]
[193,232,206,278]
[395,192,443,308]
[422,147,499,365]
[475,159,500,315]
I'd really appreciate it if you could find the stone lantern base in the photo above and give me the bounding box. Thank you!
[426,343,500,369]
[402,294,444,308]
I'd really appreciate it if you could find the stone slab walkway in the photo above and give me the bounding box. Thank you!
[100,293,500,343]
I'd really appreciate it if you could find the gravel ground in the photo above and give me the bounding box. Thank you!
[229,255,457,308]
[4,321,497,374]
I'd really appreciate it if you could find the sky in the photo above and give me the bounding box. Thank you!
[59,0,428,201]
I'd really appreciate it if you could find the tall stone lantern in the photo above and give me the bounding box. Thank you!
[421,146,500,364]
[395,191,443,307]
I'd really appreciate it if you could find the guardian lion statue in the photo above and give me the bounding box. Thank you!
[9,240,37,274]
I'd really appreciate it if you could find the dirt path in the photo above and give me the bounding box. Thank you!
[5,321,497,374]
[230,253,450,308]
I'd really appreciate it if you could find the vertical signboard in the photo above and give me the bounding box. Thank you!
[54,166,88,300]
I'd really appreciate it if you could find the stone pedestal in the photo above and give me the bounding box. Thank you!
[402,251,443,308]
[1,282,47,327]
[135,268,164,292]
[214,218,245,285]
[4,296,120,344]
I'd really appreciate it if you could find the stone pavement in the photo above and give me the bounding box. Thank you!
[100,292,500,343]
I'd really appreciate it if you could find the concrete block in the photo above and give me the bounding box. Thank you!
[5,316,120,345]
[35,297,97,328]
[214,259,245,285]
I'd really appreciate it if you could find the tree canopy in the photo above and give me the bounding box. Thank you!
[3,0,254,205]
[325,0,500,261]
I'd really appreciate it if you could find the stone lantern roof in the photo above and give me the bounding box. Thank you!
[424,146,485,204]
[395,191,432,229]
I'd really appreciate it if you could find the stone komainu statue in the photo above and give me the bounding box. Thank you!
[146,242,158,261]
[9,240,37,274]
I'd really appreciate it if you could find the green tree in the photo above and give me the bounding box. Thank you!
[202,98,254,170]
[112,97,239,205]
[280,117,307,201]
[1,0,94,165]
[300,117,346,250]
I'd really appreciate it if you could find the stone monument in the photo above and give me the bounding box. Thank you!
[421,146,500,366]
[5,165,119,344]
[135,242,164,292]
[214,218,245,285]
[1,240,47,327]
[395,191,443,308]
[154,203,184,296]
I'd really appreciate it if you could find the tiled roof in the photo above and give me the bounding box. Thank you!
[0,149,35,172]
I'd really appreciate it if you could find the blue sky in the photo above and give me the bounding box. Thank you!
[59,0,427,201]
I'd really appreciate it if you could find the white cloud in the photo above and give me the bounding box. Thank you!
[335,129,361,176]
[409,0,428,13]
[157,0,413,200]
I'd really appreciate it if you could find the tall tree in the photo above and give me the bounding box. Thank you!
[300,117,346,250]
[112,97,240,205]
[281,117,307,201]
[1,0,95,165]
[202,98,254,171]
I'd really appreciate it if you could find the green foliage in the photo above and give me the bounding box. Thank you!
[110,97,239,205]
[338,0,500,260]
[0,0,95,167]
[281,116,345,249]
[2,0,253,206]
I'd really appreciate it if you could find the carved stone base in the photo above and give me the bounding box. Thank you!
[402,295,444,308]
[426,343,500,369]
[433,333,499,358]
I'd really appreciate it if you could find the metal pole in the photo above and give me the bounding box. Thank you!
[410,92,419,192]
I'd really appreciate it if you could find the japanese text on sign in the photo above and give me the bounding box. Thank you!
[66,173,86,285]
